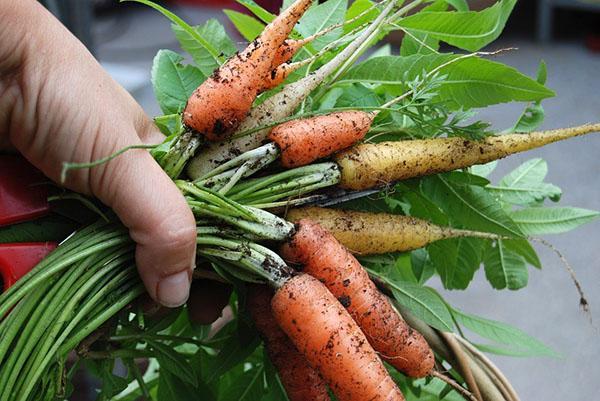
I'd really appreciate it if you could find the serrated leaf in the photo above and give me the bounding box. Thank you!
[511,60,548,132]
[147,339,198,387]
[172,19,236,75]
[127,0,223,69]
[224,10,265,41]
[504,238,541,268]
[342,54,555,109]
[395,0,516,52]
[483,238,528,290]
[489,158,562,205]
[452,308,560,357]
[372,271,454,332]
[422,175,523,237]
[474,342,561,358]
[158,369,215,401]
[510,207,600,235]
[204,329,260,383]
[428,237,484,289]
[296,0,347,50]
[470,160,498,178]
[151,50,205,114]
[400,30,440,56]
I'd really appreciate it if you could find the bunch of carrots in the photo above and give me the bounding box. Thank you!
[1,0,599,399]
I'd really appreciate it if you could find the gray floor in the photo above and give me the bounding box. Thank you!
[94,6,600,400]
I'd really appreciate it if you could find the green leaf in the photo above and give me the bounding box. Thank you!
[428,237,484,290]
[400,30,440,56]
[0,215,77,243]
[372,271,454,332]
[172,19,236,75]
[158,369,214,401]
[147,339,198,387]
[344,0,379,33]
[342,54,555,109]
[483,238,528,290]
[395,0,516,52]
[422,175,523,237]
[444,0,469,11]
[262,349,290,401]
[224,10,265,41]
[151,50,205,115]
[489,158,562,205]
[236,0,275,24]
[511,61,548,132]
[452,308,560,357]
[510,207,600,235]
[217,365,264,401]
[296,0,348,50]
[126,0,223,64]
[504,238,541,268]
[470,160,497,178]
[204,327,260,383]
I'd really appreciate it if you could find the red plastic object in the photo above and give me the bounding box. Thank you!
[0,155,50,227]
[0,242,57,292]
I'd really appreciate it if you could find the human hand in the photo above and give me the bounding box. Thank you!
[0,0,195,307]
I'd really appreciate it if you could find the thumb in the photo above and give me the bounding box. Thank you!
[90,124,197,308]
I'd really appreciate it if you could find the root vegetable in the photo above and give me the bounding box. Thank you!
[271,273,405,401]
[285,207,502,254]
[281,219,435,378]
[336,123,600,190]
[247,285,330,401]
[183,0,312,140]
[269,111,374,167]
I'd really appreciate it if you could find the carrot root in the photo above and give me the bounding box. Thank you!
[272,274,405,401]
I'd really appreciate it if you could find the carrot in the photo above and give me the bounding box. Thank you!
[268,111,374,167]
[281,219,435,378]
[247,285,330,401]
[285,207,502,254]
[336,123,600,190]
[183,0,312,140]
[271,274,405,401]
[186,0,397,178]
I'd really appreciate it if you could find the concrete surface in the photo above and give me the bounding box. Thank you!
[93,5,600,400]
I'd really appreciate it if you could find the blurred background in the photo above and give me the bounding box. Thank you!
[40,0,600,400]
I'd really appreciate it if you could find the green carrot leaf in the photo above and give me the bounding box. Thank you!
[0,215,78,243]
[421,175,524,238]
[489,158,562,205]
[151,50,205,115]
[428,237,485,290]
[172,19,236,75]
[296,0,348,50]
[370,269,454,332]
[511,60,548,132]
[452,308,560,357]
[236,0,275,24]
[510,207,600,235]
[483,238,528,290]
[147,339,198,387]
[224,10,265,41]
[395,0,516,52]
[342,54,556,109]
[217,365,265,401]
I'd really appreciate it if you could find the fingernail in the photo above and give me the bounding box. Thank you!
[156,270,191,307]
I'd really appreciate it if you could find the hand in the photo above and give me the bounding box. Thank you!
[0,0,195,307]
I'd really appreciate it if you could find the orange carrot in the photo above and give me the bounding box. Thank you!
[183,0,312,140]
[247,285,330,401]
[281,219,435,378]
[271,274,405,401]
[268,111,374,167]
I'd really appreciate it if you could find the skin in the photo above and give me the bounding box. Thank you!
[282,220,435,378]
[0,0,198,307]
[269,111,373,168]
[247,285,330,401]
[271,274,405,401]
